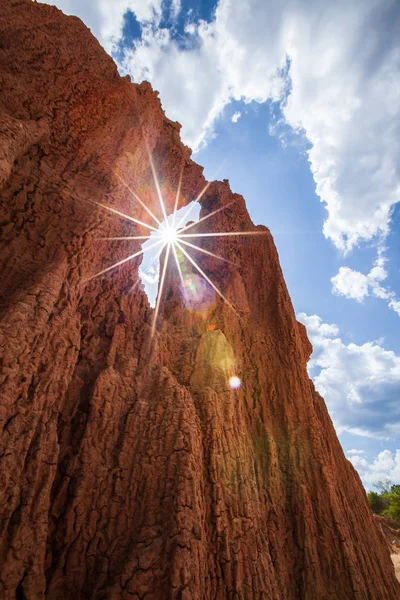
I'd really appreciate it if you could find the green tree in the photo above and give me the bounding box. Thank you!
[367,491,386,514]
[383,485,400,523]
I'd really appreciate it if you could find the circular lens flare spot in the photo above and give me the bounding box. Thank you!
[229,376,241,390]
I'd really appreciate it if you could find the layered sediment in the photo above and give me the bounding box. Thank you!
[0,1,399,598]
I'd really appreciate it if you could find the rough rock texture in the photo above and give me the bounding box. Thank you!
[374,515,400,582]
[0,1,399,599]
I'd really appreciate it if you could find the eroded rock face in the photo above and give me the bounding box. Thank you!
[374,515,400,582]
[0,1,399,598]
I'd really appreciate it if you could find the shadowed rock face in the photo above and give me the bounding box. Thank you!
[0,1,399,599]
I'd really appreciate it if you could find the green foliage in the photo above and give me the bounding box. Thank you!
[383,485,400,522]
[367,491,387,514]
[368,482,400,522]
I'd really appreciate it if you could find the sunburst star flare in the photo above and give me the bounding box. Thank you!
[88,162,267,335]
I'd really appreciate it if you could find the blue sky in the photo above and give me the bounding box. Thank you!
[42,0,400,489]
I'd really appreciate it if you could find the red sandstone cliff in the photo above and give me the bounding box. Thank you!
[0,1,399,598]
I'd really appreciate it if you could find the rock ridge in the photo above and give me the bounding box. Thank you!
[0,1,399,598]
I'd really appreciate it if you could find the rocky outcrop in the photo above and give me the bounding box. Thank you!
[0,1,399,598]
[374,515,400,582]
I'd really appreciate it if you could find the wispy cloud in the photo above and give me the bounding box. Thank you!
[170,0,181,21]
[231,111,241,123]
[347,449,367,456]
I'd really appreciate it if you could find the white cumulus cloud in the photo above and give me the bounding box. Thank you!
[120,0,400,252]
[331,256,400,316]
[347,449,400,489]
[40,0,163,52]
[41,0,400,254]
[297,312,400,439]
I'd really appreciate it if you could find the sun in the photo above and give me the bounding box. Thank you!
[160,225,179,245]
[84,143,266,336]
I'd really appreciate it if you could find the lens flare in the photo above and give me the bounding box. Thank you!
[161,226,179,245]
[88,149,268,335]
[229,376,241,389]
